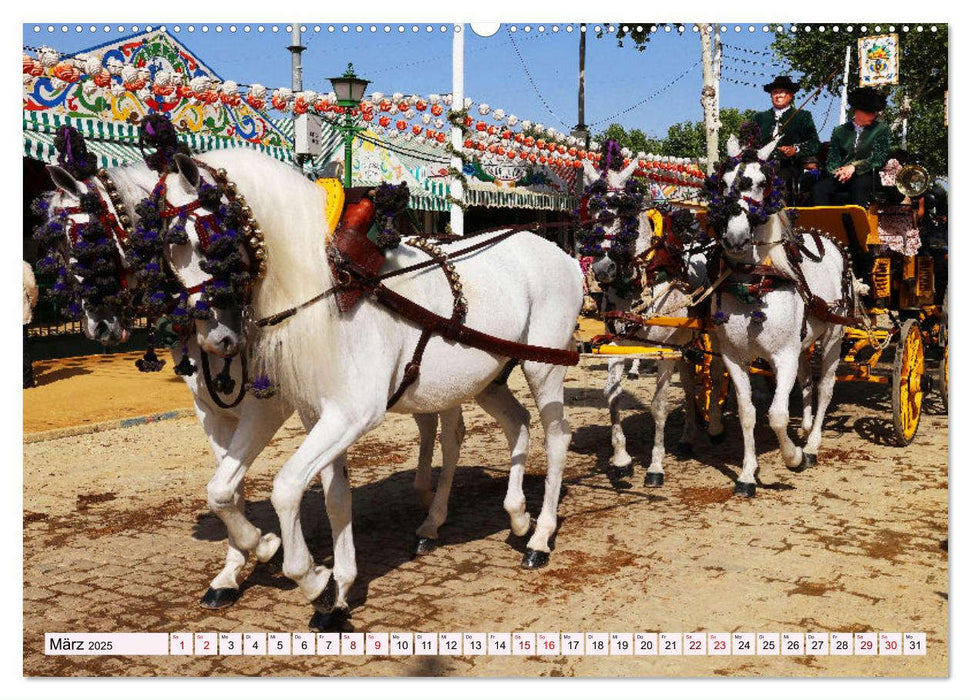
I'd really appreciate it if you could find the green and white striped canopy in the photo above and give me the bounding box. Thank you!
[24,111,295,169]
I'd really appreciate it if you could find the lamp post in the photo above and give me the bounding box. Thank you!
[329,63,370,188]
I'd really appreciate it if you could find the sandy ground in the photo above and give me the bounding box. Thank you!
[22,345,948,677]
[24,351,195,434]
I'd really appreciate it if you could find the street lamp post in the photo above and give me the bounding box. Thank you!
[329,63,370,188]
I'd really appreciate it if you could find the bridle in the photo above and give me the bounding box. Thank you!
[54,162,260,408]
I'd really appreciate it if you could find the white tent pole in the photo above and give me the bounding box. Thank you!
[450,24,465,236]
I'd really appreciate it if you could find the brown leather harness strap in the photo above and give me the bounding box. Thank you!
[368,281,579,366]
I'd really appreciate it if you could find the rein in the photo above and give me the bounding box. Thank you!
[256,224,562,328]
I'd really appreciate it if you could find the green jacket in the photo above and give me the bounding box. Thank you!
[826,120,891,175]
[751,107,820,160]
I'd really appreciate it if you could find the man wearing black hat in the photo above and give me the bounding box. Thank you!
[751,76,820,200]
[813,87,891,208]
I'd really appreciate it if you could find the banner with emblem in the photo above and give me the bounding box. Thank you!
[858,34,900,87]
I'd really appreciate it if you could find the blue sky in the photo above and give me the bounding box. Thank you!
[22,22,848,140]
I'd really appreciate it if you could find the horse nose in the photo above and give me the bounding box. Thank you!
[95,320,110,341]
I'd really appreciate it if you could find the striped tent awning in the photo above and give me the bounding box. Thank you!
[24,111,296,169]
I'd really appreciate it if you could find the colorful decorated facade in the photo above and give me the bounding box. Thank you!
[23,28,703,218]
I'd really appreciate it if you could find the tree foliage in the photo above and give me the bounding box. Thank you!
[594,23,686,51]
[771,25,948,175]
[598,108,757,160]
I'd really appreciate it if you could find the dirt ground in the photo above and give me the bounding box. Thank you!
[22,346,948,677]
[24,351,195,434]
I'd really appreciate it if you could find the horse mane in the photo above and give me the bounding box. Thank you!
[761,209,798,280]
[190,148,347,413]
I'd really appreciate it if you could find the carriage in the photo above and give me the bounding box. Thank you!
[588,164,948,447]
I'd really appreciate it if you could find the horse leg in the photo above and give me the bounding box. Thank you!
[605,357,633,477]
[311,451,356,629]
[645,360,675,487]
[801,333,842,470]
[676,358,699,457]
[521,361,571,569]
[769,354,804,471]
[414,407,464,553]
[271,404,376,615]
[627,358,641,379]
[200,403,289,608]
[412,413,439,509]
[475,381,532,537]
[798,352,814,434]
[722,355,759,497]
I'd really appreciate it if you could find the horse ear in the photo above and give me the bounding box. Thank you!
[173,154,200,188]
[581,159,599,186]
[726,135,741,159]
[47,165,81,197]
[758,135,782,162]
[618,158,640,183]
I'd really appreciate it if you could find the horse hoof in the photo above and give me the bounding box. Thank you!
[733,481,757,498]
[521,549,550,569]
[612,463,634,479]
[626,372,640,380]
[412,536,437,557]
[677,441,693,457]
[199,587,241,609]
[644,472,665,487]
[310,574,338,614]
[789,452,817,473]
[709,431,726,445]
[309,606,350,632]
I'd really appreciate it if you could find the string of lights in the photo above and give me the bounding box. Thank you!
[723,63,776,79]
[722,75,762,89]
[590,59,701,127]
[505,27,572,130]
[722,42,777,57]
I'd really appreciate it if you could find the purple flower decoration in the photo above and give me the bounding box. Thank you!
[751,310,767,323]
[248,375,276,399]
[712,310,728,325]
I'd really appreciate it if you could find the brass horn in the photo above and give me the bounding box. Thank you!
[896,163,931,198]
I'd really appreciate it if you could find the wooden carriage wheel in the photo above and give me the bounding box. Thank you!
[692,333,728,426]
[939,289,948,411]
[939,340,948,410]
[891,319,925,446]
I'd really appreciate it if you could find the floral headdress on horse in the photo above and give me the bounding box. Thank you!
[701,121,786,233]
[576,138,646,280]
[31,125,128,319]
[126,114,255,377]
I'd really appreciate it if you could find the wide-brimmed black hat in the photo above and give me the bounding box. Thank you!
[763,75,801,93]
[848,86,888,113]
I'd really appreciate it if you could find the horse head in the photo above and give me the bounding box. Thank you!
[579,141,650,287]
[39,163,135,345]
[704,132,785,262]
[159,153,254,359]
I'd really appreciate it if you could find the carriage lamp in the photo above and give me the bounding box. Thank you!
[329,63,370,188]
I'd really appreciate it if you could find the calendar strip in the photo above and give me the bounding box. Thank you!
[45,632,927,656]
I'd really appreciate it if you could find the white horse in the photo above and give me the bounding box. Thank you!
[709,135,855,496]
[42,161,470,612]
[162,148,582,626]
[580,159,725,487]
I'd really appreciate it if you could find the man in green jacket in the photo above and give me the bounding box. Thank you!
[751,75,820,200]
[813,87,891,207]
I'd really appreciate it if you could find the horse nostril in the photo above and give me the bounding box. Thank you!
[95,320,109,338]
[219,337,235,353]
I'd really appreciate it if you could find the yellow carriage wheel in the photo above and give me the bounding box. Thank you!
[939,337,948,411]
[692,333,728,426]
[891,319,925,446]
